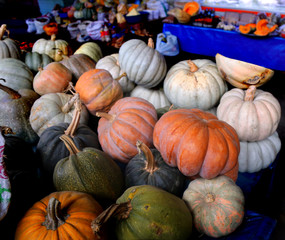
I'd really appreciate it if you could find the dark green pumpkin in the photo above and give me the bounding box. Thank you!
[92,185,193,240]
[53,135,124,203]
[24,51,53,74]
[125,140,185,196]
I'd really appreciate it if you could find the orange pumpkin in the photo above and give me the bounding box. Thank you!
[153,108,240,181]
[43,22,59,36]
[183,1,200,16]
[15,191,106,240]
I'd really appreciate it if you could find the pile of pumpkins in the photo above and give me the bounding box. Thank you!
[0,23,281,239]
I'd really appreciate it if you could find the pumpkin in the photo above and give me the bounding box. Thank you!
[215,53,274,89]
[183,1,200,16]
[239,131,281,173]
[75,69,123,115]
[0,24,21,60]
[91,185,193,240]
[33,62,73,95]
[29,92,89,136]
[43,22,59,36]
[254,19,271,36]
[74,42,103,63]
[32,34,70,62]
[0,83,39,144]
[182,175,245,238]
[168,8,191,24]
[217,86,281,141]
[53,135,124,202]
[118,38,167,88]
[130,85,171,109]
[239,23,256,34]
[96,97,157,163]
[164,59,228,110]
[153,108,240,181]
[125,140,185,196]
[15,191,106,240]
[96,53,135,93]
[24,51,53,74]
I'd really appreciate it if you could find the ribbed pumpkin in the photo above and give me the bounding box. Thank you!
[24,51,53,74]
[118,38,167,88]
[75,69,123,115]
[0,83,39,145]
[239,131,281,173]
[96,53,135,93]
[74,42,103,63]
[125,141,185,196]
[33,62,73,95]
[215,53,274,89]
[153,108,240,181]
[163,59,228,110]
[29,93,89,136]
[32,34,70,62]
[0,24,21,60]
[43,22,59,36]
[15,191,106,240]
[53,135,124,202]
[217,86,281,141]
[182,176,245,238]
[96,97,157,163]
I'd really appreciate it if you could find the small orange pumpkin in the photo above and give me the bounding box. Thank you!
[183,1,200,16]
[43,22,59,36]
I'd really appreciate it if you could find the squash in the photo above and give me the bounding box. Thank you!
[167,8,191,23]
[164,59,227,110]
[254,19,271,36]
[118,38,167,88]
[15,191,106,240]
[125,140,185,196]
[24,51,53,74]
[153,108,240,181]
[43,22,59,36]
[0,24,21,60]
[96,97,157,163]
[217,86,281,141]
[53,135,124,202]
[92,185,193,240]
[183,1,200,16]
[215,53,274,89]
[183,175,245,238]
[75,69,123,115]
[33,62,73,96]
[239,23,256,34]
[96,53,135,93]
[74,42,103,63]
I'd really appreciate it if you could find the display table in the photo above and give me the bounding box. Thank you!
[162,23,285,71]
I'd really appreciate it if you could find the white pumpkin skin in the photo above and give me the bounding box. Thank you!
[74,42,103,63]
[163,59,228,110]
[118,39,167,88]
[96,53,135,93]
[217,86,281,142]
[239,131,281,173]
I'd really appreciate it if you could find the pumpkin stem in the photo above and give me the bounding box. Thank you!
[0,24,9,40]
[64,96,82,137]
[0,80,21,99]
[42,197,69,230]
[136,140,157,173]
[91,201,132,238]
[61,93,79,113]
[51,34,56,41]
[55,48,68,59]
[114,72,127,81]
[96,112,115,122]
[169,104,174,111]
[244,86,256,101]
[0,126,14,135]
[205,193,215,203]
[148,38,154,48]
[187,60,199,73]
[64,82,77,95]
[60,134,81,155]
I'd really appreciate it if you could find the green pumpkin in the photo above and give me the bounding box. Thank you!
[24,51,53,74]
[53,135,124,202]
[74,42,103,63]
[125,141,185,196]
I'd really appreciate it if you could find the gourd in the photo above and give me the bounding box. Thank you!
[168,8,191,24]
[118,38,167,88]
[24,51,53,74]
[183,1,200,16]
[15,191,107,240]
[125,140,186,196]
[96,53,135,93]
[217,86,281,141]
[153,108,240,181]
[43,22,59,36]
[239,23,256,34]
[74,42,103,63]
[33,62,73,95]
[53,135,124,202]
[183,176,245,238]
[215,53,274,89]
[163,59,227,110]
[96,97,157,163]
[75,69,123,115]
[239,131,281,173]
[91,185,193,240]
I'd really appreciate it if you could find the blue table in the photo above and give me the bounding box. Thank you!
[162,23,285,71]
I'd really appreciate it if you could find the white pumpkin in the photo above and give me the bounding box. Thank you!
[96,53,135,93]
[163,59,228,110]
[238,131,281,173]
[217,86,281,142]
[74,42,103,63]
[118,38,167,88]
[130,86,171,109]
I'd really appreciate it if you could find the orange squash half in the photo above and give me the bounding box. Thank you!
[183,1,200,16]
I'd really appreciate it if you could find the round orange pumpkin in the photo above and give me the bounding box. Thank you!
[153,108,240,181]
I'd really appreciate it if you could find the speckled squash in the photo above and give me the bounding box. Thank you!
[24,51,53,74]
[74,42,103,63]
